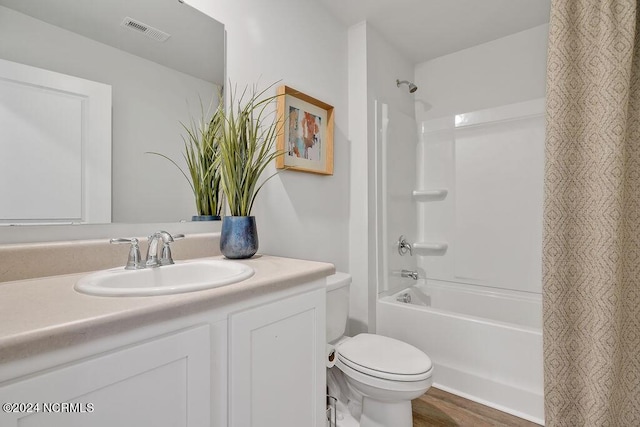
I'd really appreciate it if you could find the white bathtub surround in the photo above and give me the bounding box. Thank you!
[377,281,543,424]
[376,98,546,423]
[417,99,545,295]
[366,25,552,425]
[373,94,546,424]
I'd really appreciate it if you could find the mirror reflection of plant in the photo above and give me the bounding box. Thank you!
[217,83,284,217]
[147,98,223,217]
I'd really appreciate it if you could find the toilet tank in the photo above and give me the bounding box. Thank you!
[326,272,352,343]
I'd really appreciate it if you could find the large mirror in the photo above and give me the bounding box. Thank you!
[0,0,225,224]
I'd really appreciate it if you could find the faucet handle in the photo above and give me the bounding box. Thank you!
[110,237,143,270]
[160,234,185,266]
[397,235,413,256]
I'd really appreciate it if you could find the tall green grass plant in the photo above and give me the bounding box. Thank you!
[148,99,223,217]
[217,83,283,216]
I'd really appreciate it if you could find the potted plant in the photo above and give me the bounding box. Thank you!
[148,100,223,221]
[217,83,283,258]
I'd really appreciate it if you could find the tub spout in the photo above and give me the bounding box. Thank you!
[401,269,419,280]
[397,293,412,303]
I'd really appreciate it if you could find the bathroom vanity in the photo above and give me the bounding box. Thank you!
[0,255,333,427]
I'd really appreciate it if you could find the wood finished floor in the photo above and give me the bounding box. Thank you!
[412,388,541,427]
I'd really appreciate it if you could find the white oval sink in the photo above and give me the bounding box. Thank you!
[75,260,254,297]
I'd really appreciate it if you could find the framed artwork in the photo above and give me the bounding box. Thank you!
[276,85,334,175]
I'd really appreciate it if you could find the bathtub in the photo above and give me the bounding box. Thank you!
[377,280,544,425]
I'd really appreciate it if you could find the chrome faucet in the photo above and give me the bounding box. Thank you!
[401,269,419,280]
[145,231,184,268]
[111,231,184,270]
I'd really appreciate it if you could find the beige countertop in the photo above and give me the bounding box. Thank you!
[0,254,334,364]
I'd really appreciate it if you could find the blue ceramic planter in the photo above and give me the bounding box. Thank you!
[220,216,258,259]
[192,215,221,221]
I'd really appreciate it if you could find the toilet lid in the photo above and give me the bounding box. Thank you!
[336,334,432,381]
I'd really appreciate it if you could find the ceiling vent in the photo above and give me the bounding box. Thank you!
[121,17,171,42]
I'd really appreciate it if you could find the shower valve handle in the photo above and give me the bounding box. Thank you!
[397,235,413,256]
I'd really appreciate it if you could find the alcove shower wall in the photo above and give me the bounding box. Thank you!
[418,98,544,295]
[377,99,545,423]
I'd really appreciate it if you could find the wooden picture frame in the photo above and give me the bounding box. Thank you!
[276,85,334,175]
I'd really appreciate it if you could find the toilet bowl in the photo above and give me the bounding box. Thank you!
[326,273,433,427]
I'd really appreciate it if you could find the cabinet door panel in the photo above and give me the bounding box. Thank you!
[230,289,325,427]
[0,325,210,427]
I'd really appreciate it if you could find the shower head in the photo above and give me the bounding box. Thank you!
[396,79,418,93]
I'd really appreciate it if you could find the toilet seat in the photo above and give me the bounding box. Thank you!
[336,334,433,382]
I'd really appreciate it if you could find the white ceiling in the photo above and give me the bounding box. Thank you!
[318,0,551,64]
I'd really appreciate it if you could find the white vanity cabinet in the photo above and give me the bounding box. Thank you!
[0,277,327,427]
[229,287,326,426]
[0,325,211,427]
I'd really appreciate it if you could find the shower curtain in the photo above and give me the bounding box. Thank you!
[543,0,640,425]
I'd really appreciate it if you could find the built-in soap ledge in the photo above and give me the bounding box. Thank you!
[412,189,448,201]
[413,242,448,255]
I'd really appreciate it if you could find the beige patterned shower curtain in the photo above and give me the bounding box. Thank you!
[543,0,640,425]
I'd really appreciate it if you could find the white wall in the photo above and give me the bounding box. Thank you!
[189,0,350,272]
[0,0,351,261]
[347,23,370,334]
[414,24,549,122]
[348,22,416,333]
[0,5,218,223]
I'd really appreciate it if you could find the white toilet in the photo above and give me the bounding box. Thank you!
[326,272,433,427]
